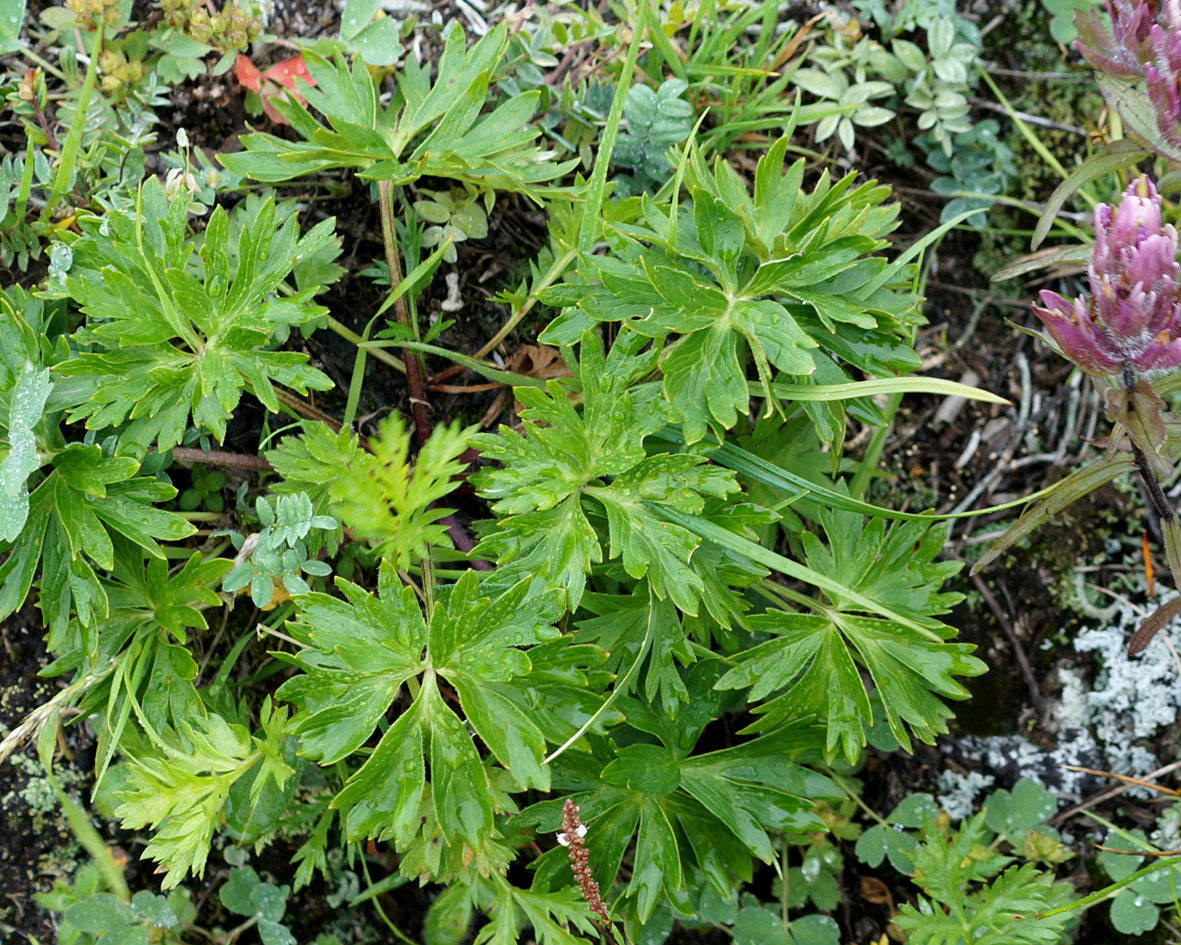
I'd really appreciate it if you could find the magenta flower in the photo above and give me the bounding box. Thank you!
[1075,0,1156,77]
[1033,177,1181,378]
[1076,0,1181,157]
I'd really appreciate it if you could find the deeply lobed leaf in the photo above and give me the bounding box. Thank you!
[717,509,984,761]
[53,180,335,452]
[541,138,919,442]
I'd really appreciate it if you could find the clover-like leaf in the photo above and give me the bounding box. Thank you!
[984,778,1057,837]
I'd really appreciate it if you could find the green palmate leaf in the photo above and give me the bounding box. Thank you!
[267,421,367,509]
[577,586,695,717]
[279,566,584,877]
[521,664,831,924]
[0,444,195,655]
[64,894,137,934]
[472,331,742,612]
[219,24,574,194]
[53,180,335,453]
[717,507,983,761]
[984,778,1057,837]
[540,136,919,442]
[575,559,766,718]
[116,712,293,889]
[37,546,232,794]
[277,565,428,766]
[895,812,1075,945]
[54,548,232,676]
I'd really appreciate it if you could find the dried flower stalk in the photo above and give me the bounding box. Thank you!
[558,798,615,937]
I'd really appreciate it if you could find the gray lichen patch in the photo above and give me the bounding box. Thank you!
[945,594,1181,806]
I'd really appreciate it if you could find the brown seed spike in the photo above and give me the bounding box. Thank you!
[1128,596,1181,656]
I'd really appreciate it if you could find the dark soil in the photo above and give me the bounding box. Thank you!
[0,608,72,942]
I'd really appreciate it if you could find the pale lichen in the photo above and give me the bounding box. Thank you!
[935,769,996,821]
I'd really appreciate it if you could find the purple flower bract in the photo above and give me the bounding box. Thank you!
[1033,177,1181,377]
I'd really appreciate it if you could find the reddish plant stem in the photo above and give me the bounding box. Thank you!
[377,179,432,447]
[376,181,487,565]
[171,446,273,471]
[444,515,491,570]
[28,84,59,154]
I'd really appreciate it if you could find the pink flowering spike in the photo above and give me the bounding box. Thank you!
[1099,180,1181,341]
[1075,5,1143,77]
[1041,176,1181,380]
[1033,290,1122,377]
[1146,64,1181,145]
[1076,0,1181,160]
[1123,234,1177,292]
[1145,21,1181,153]
[1132,324,1181,374]
[1106,177,1163,247]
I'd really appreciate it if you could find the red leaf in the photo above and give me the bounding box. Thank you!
[262,53,315,90]
[236,52,316,125]
[235,53,262,92]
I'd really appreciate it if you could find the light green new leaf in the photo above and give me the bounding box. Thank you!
[473,876,598,945]
[896,811,1075,945]
[269,415,472,566]
[115,714,276,888]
